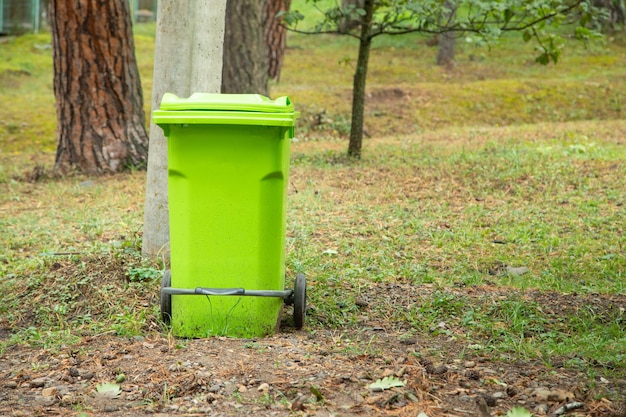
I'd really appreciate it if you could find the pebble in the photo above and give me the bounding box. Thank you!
[5,381,17,389]
[464,361,476,368]
[258,383,270,392]
[41,387,57,397]
[30,378,46,388]
[209,384,221,393]
[33,395,55,406]
[238,385,248,393]
[60,394,77,405]
[103,404,120,412]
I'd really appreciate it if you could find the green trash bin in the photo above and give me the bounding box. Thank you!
[152,93,304,338]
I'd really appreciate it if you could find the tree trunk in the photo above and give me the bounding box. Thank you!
[263,0,291,81]
[347,0,374,159]
[436,0,457,66]
[221,0,268,95]
[142,0,227,259]
[50,0,148,175]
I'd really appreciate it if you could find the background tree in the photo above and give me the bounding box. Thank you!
[142,0,227,259]
[339,0,364,32]
[264,0,293,81]
[222,0,269,95]
[284,0,603,159]
[222,0,292,94]
[49,0,148,175]
[593,0,625,29]
[436,0,457,66]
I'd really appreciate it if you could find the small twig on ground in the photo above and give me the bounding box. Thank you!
[553,402,584,415]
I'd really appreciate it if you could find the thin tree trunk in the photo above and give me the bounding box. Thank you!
[263,0,291,81]
[222,0,268,95]
[436,0,457,66]
[347,0,374,159]
[50,0,148,175]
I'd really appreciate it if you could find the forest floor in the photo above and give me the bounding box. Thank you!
[1,275,625,417]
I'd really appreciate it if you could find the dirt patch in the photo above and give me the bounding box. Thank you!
[0,329,623,417]
[367,88,408,104]
[1,280,625,416]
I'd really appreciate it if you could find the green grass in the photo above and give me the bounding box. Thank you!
[0,16,624,391]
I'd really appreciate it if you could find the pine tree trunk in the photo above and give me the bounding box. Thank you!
[263,0,291,81]
[347,0,374,159]
[50,0,148,175]
[222,0,269,95]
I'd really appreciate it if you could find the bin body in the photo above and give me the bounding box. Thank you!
[153,93,297,338]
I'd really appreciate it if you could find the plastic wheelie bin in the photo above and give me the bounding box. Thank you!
[152,93,304,338]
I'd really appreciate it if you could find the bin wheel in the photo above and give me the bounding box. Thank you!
[161,269,172,324]
[293,273,306,330]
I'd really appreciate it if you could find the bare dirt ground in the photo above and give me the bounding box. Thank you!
[1,280,625,417]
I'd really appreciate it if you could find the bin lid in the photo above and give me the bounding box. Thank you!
[153,93,298,130]
[159,93,294,113]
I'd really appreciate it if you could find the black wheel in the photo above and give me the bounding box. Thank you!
[160,269,172,324]
[293,273,306,330]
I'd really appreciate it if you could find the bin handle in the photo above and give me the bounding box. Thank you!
[194,287,245,296]
[161,286,293,299]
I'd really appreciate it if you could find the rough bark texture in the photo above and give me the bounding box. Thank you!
[142,0,227,260]
[437,0,457,66]
[50,0,148,175]
[221,0,269,95]
[347,0,374,159]
[263,0,291,81]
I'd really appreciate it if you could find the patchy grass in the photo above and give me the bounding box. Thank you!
[276,30,625,138]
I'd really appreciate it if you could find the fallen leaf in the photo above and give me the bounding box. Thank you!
[368,376,405,391]
[95,383,121,399]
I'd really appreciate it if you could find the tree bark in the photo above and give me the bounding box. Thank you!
[263,0,291,81]
[221,0,268,95]
[347,0,374,159]
[142,0,227,260]
[50,0,148,175]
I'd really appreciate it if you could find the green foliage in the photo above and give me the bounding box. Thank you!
[127,266,161,282]
[287,0,606,64]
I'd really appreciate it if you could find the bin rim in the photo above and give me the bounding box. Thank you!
[158,92,294,113]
